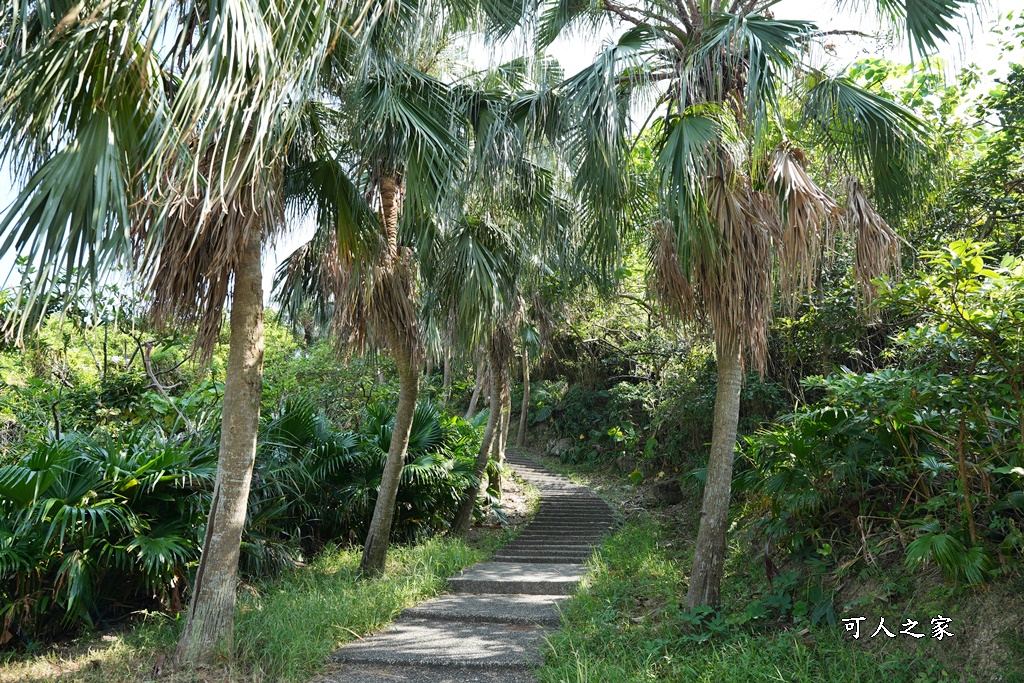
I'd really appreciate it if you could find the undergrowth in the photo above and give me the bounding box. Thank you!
[538,517,1022,682]
[0,535,497,683]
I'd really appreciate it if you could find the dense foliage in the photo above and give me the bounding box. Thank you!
[511,44,1024,634]
[2,1,1024,678]
[0,319,485,645]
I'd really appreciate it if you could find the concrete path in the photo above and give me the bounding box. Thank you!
[321,450,614,682]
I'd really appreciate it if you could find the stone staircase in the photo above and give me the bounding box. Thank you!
[320,450,614,682]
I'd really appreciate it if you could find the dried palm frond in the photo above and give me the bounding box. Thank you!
[488,313,516,369]
[366,251,421,364]
[845,175,902,307]
[706,180,778,375]
[528,289,558,345]
[278,167,422,365]
[650,173,779,375]
[766,143,839,315]
[649,219,698,324]
[140,161,283,359]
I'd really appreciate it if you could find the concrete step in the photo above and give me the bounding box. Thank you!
[492,555,589,564]
[497,551,593,559]
[528,520,606,528]
[331,617,548,668]
[318,663,537,683]
[516,528,602,532]
[527,524,610,531]
[448,562,587,596]
[537,499,610,504]
[499,542,595,550]
[509,534,605,544]
[402,594,566,626]
[495,547,593,556]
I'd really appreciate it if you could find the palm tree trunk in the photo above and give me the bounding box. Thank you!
[453,354,500,535]
[380,175,400,258]
[488,361,510,495]
[176,230,264,666]
[499,369,511,460]
[360,346,419,576]
[685,334,742,610]
[442,347,452,403]
[516,348,530,447]
[465,358,486,419]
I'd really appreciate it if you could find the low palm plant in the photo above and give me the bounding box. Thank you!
[0,397,482,646]
[0,429,217,644]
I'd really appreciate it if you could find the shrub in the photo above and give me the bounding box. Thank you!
[0,398,482,646]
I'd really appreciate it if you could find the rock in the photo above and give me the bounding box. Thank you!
[549,437,575,456]
[651,480,683,505]
[615,456,637,473]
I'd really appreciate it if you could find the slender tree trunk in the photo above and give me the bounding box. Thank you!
[488,360,510,495]
[482,371,491,409]
[360,346,419,576]
[453,353,500,535]
[465,358,486,419]
[425,357,433,380]
[685,334,742,610]
[176,230,264,666]
[516,347,530,447]
[442,347,452,403]
[487,403,504,496]
[499,369,511,461]
[359,171,421,576]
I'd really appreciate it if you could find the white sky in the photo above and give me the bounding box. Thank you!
[0,0,1015,302]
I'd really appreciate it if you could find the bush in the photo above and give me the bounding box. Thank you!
[0,428,217,644]
[0,397,482,646]
[739,241,1024,585]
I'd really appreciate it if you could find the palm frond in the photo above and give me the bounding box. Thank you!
[654,109,721,270]
[693,13,813,134]
[435,217,523,348]
[559,26,655,277]
[843,0,972,58]
[537,0,604,48]
[766,143,840,315]
[802,72,932,219]
[845,175,901,307]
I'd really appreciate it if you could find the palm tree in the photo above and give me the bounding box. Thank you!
[534,0,972,608]
[1,0,340,664]
[435,58,575,533]
[440,218,524,533]
[274,8,474,575]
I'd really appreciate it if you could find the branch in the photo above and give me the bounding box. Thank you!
[134,336,197,435]
[619,292,653,311]
[603,0,686,51]
[616,70,676,86]
[819,29,873,37]
[672,0,694,33]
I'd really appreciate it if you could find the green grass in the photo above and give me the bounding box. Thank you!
[537,519,966,683]
[1,536,495,683]
[233,538,486,681]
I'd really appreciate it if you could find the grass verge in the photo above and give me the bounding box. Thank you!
[537,516,1023,683]
[1,531,510,683]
